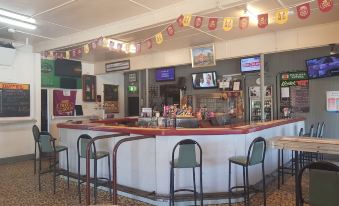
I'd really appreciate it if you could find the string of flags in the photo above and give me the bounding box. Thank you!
[42,0,334,59]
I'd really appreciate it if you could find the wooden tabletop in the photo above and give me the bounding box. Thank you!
[270,136,339,155]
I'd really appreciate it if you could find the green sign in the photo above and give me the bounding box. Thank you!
[280,71,308,81]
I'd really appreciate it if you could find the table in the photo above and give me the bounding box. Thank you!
[270,136,339,206]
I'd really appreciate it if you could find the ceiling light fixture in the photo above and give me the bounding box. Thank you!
[0,9,37,30]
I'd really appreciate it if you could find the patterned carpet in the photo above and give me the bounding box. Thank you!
[0,160,303,206]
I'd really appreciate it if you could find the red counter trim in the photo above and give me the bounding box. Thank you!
[57,118,304,136]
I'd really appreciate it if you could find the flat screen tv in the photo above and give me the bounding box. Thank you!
[155,67,175,81]
[192,71,217,89]
[306,54,339,79]
[55,59,82,77]
[240,56,261,73]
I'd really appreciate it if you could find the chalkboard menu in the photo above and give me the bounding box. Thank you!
[0,83,30,117]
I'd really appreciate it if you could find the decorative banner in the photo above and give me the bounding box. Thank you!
[194,16,203,28]
[65,51,70,59]
[97,37,103,47]
[71,49,77,58]
[91,41,97,50]
[146,39,152,49]
[275,8,289,24]
[102,38,109,47]
[108,40,115,51]
[83,44,89,54]
[76,48,82,57]
[49,51,54,58]
[183,14,192,26]
[53,90,76,116]
[223,18,233,31]
[297,3,311,19]
[317,0,333,12]
[124,44,130,53]
[136,43,141,53]
[166,24,175,36]
[177,14,184,27]
[208,18,218,30]
[258,13,268,28]
[117,43,122,51]
[155,32,163,44]
[239,16,249,30]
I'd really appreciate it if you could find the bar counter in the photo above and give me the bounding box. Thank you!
[57,118,304,205]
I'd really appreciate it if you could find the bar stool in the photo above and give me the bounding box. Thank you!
[32,125,53,174]
[77,134,112,204]
[37,132,69,194]
[169,139,203,206]
[228,137,267,206]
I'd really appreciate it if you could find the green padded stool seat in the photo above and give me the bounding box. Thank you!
[77,134,112,204]
[228,137,267,206]
[169,139,203,206]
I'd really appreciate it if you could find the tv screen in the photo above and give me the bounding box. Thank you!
[155,67,175,81]
[55,59,82,77]
[192,71,217,89]
[240,56,261,73]
[306,54,339,79]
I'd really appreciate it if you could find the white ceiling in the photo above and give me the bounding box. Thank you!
[0,0,338,62]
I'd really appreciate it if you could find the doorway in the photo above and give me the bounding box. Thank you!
[41,89,48,131]
[128,97,140,116]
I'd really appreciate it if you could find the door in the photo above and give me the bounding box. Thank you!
[41,89,48,131]
[128,97,140,116]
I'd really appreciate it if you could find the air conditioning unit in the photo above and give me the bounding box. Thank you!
[0,46,16,66]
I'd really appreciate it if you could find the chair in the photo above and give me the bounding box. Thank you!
[228,137,266,206]
[297,161,339,206]
[32,125,50,174]
[77,134,112,204]
[37,132,69,194]
[169,139,203,206]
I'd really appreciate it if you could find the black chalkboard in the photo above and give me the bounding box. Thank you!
[0,83,30,117]
[104,84,118,101]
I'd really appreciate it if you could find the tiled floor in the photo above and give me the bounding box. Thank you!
[0,160,302,205]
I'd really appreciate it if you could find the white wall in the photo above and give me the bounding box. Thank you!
[0,46,41,158]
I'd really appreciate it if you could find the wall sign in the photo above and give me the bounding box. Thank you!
[82,75,96,102]
[53,90,77,116]
[326,91,339,112]
[105,60,130,73]
[103,84,119,113]
[0,83,30,117]
[128,73,137,82]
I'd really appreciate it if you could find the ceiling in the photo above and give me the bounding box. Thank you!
[0,0,338,62]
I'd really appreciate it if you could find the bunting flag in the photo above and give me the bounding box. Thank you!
[239,16,249,30]
[177,15,184,27]
[155,32,164,44]
[97,37,103,47]
[166,24,175,37]
[49,51,54,58]
[183,14,192,26]
[76,48,82,57]
[83,44,90,54]
[117,43,122,51]
[65,51,70,59]
[317,0,333,12]
[91,41,97,50]
[146,39,152,49]
[136,43,141,53]
[194,16,203,28]
[71,49,77,58]
[275,8,289,24]
[208,18,218,30]
[102,38,109,47]
[223,18,233,31]
[297,3,311,19]
[124,44,130,53]
[108,40,115,51]
[258,13,268,28]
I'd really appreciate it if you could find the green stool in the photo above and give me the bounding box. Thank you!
[228,137,266,206]
[77,134,112,204]
[169,139,203,206]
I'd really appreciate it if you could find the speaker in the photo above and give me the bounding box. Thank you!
[178,77,186,90]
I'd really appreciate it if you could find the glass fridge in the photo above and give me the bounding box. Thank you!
[249,85,273,122]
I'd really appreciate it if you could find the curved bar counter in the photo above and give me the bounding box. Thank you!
[57,118,304,205]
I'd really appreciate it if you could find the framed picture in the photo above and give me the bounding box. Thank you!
[190,44,216,68]
[82,75,96,102]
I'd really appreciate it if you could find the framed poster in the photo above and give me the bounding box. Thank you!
[104,84,119,113]
[326,91,339,112]
[82,75,96,102]
[190,44,216,68]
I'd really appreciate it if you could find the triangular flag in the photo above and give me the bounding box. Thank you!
[223,18,233,31]
[166,24,175,37]
[125,44,130,53]
[275,8,288,24]
[97,37,103,47]
[317,0,333,12]
[155,32,163,44]
[194,16,203,28]
[183,14,192,26]
[83,44,90,54]
[208,18,218,30]
[177,15,184,27]
[146,39,152,49]
[71,49,77,58]
[239,16,249,30]
[108,40,115,51]
[297,3,311,19]
[102,38,108,47]
[65,51,70,59]
[91,41,97,50]
[117,43,122,51]
[136,43,141,53]
[49,51,54,58]
[76,48,82,57]
[258,13,268,29]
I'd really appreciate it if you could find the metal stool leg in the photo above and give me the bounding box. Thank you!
[169,166,172,206]
[245,166,250,206]
[108,155,112,201]
[38,156,41,191]
[262,162,266,206]
[77,156,81,203]
[228,161,232,205]
[171,167,175,206]
[243,166,247,206]
[94,158,97,204]
[282,150,285,185]
[193,167,197,206]
[34,142,37,175]
[66,149,70,189]
[53,156,56,194]
[199,165,203,206]
[277,149,281,189]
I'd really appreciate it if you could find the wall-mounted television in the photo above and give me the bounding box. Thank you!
[192,71,217,89]
[155,67,175,81]
[306,54,339,79]
[240,56,261,73]
[55,59,82,77]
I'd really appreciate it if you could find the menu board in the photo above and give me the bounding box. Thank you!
[0,83,30,117]
[326,91,339,112]
[290,86,310,113]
